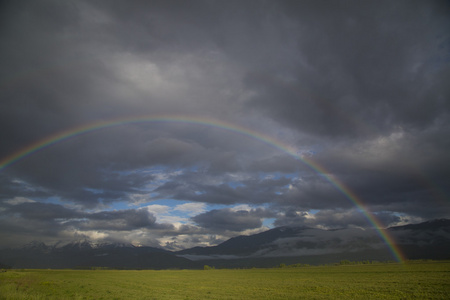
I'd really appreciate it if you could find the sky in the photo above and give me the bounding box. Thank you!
[0,0,449,250]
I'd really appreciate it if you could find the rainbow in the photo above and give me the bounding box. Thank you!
[0,114,406,263]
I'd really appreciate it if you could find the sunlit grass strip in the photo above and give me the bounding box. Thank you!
[1,262,449,299]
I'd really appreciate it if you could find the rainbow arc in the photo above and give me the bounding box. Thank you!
[0,114,406,263]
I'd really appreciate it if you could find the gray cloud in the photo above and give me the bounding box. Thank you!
[0,201,167,247]
[192,208,273,232]
[3,201,157,230]
[273,208,402,229]
[0,0,449,248]
[246,0,450,137]
[81,209,157,231]
[153,173,293,205]
[8,202,81,220]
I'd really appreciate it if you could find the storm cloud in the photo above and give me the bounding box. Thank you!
[0,0,449,249]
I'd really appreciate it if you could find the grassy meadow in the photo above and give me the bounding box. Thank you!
[1,261,449,299]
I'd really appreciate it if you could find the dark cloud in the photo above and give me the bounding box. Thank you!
[0,0,449,248]
[7,202,80,220]
[246,0,450,137]
[0,201,165,246]
[3,201,158,229]
[274,208,400,229]
[192,208,273,232]
[272,208,408,230]
[153,173,292,205]
[80,209,157,231]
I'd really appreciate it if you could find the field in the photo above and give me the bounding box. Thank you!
[1,261,449,299]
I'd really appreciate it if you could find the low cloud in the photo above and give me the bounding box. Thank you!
[192,207,274,232]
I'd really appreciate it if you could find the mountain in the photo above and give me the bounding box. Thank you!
[0,241,200,269]
[390,218,450,231]
[22,241,51,251]
[176,219,450,266]
[176,225,398,259]
[389,219,450,260]
[0,219,449,269]
[176,226,311,257]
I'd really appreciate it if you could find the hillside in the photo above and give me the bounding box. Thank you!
[1,219,449,269]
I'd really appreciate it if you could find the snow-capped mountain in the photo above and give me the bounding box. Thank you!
[1,219,449,269]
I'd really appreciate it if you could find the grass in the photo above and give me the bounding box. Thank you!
[1,261,449,299]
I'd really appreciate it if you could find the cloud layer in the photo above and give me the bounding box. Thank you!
[0,0,449,249]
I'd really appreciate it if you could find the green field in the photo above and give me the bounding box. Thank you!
[1,261,449,299]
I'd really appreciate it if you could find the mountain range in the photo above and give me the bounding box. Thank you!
[1,219,449,269]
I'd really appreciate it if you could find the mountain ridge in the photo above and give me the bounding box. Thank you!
[1,219,449,269]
